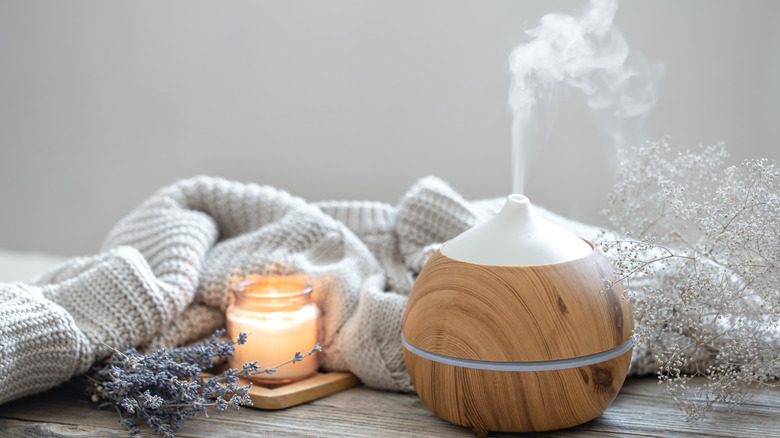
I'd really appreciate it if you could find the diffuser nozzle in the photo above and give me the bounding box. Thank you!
[441,195,591,266]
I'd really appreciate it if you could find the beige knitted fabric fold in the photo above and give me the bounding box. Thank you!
[2,175,654,406]
[1,176,467,403]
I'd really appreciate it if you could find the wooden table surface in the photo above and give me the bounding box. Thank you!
[0,377,777,437]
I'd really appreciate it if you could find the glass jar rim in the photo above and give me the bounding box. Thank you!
[232,276,313,300]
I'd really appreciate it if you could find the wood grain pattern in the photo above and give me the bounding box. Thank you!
[0,377,777,437]
[403,346,632,432]
[402,247,634,432]
[404,248,633,362]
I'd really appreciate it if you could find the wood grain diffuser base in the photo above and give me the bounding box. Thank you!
[402,194,633,433]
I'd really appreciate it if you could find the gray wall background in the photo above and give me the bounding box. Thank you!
[1,0,778,256]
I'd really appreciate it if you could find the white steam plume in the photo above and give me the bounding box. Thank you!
[509,0,664,195]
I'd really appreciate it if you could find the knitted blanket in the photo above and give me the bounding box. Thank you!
[0,175,649,405]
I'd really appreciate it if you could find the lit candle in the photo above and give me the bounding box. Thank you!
[226,275,320,384]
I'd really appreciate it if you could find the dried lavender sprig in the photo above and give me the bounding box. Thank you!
[239,343,322,376]
[86,330,320,438]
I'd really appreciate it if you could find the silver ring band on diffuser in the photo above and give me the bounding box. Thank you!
[402,334,633,372]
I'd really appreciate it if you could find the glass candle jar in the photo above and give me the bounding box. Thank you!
[226,275,320,385]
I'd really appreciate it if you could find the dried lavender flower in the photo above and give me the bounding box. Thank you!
[598,138,779,420]
[87,329,320,437]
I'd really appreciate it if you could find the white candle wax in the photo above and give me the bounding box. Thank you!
[226,276,320,384]
[228,304,319,382]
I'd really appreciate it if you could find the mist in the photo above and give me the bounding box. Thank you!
[509,0,664,195]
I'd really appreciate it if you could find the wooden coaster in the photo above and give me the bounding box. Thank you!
[203,370,360,410]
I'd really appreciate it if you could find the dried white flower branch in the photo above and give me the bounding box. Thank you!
[597,137,779,420]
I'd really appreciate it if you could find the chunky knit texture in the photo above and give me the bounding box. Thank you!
[1,175,660,405]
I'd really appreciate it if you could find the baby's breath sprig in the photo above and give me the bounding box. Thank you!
[598,138,779,420]
[86,329,320,438]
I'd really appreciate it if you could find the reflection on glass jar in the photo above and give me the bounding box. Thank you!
[226,275,320,385]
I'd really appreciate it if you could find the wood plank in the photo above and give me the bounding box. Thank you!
[0,418,126,437]
[0,377,777,437]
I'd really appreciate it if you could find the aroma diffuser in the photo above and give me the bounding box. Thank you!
[402,194,633,433]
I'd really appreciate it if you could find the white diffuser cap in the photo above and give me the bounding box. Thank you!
[441,194,592,266]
